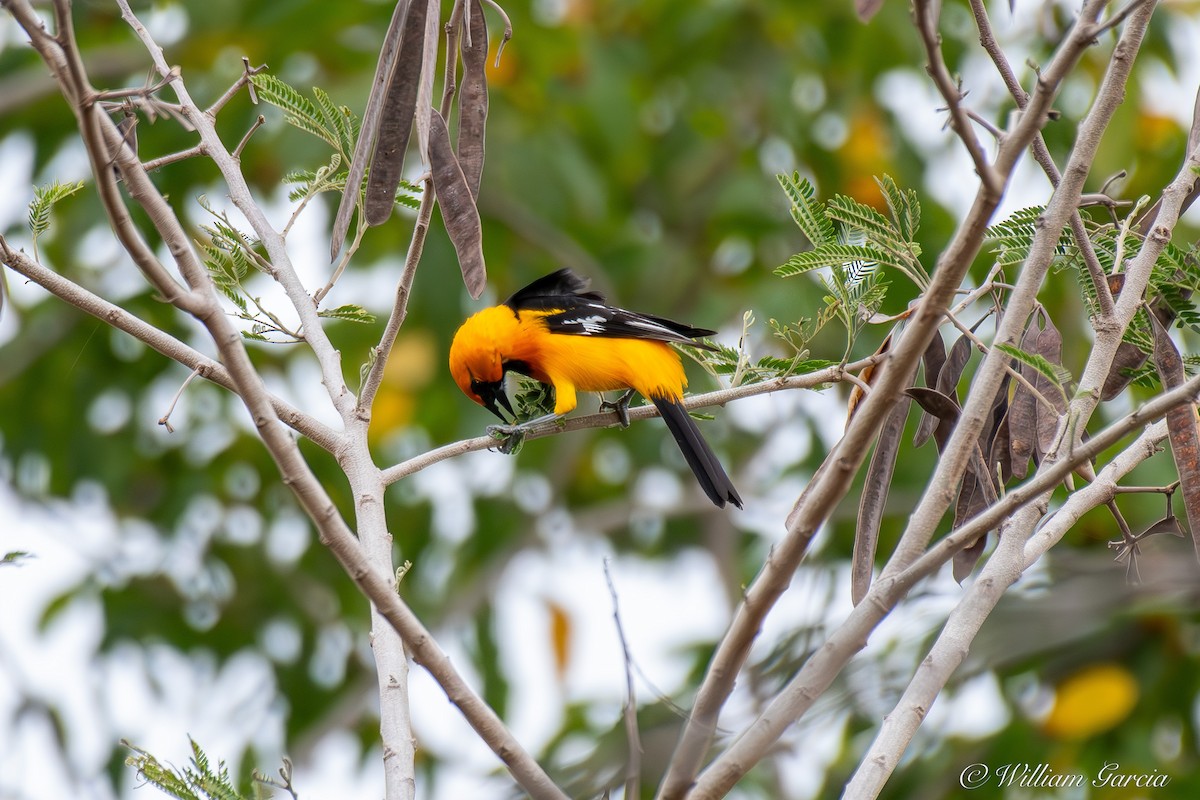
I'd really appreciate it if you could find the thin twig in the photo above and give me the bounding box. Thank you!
[206,57,268,117]
[357,174,433,415]
[1112,481,1180,494]
[604,560,642,800]
[142,144,206,172]
[1094,0,1155,37]
[914,0,998,194]
[92,65,180,102]
[0,236,339,452]
[158,367,201,433]
[481,0,513,67]
[233,114,266,159]
[968,0,1118,322]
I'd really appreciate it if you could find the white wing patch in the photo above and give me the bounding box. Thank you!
[560,314,608,334]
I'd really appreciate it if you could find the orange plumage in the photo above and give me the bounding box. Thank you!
[449,269,741,509]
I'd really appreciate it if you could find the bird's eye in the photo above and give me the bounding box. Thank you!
[469,379,485,396]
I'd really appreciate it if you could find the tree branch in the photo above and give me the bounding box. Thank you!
[658,5,1115,794]
[913,0,999,195]
[1,2,572,797]
[692,367,1197,799]
[843,418,1166,796]
[380,356,885,485]
[967,0,1118,322]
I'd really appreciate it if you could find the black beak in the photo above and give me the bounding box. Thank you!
[477,380,515,423]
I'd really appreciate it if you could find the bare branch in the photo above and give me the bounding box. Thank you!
[693,365,1197,798]
[142,144,206,172]
[844,418,1165,796]
[604,560,642,800]
[232,114,266,159]
[357,174,434,415]
[380,356,886,485]
[885,0,1151,575]
[205,56,267,117]
[157,367,201,433]
[659,5,1117,793]
[913,0,999,194]
[481,0,514,67]
[968,0,1118,321]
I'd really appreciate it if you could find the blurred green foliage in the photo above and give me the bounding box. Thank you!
[3,0,1200,798]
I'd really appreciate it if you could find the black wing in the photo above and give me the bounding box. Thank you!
[504,268,605,311]
[543,303,717,349]
[506,269,716,350]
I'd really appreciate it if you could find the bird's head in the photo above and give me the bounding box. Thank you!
[448,308,517,423]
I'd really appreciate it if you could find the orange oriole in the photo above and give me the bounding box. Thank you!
[449,269,741,509]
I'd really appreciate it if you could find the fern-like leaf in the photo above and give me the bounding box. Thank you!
[876,174,920,241]
[317,304,376,324]
[27,180,85,259]
[827,195,901,253]
[777,242,911,277]
[312,86,355,158]
[986,206,1077,270]
[251,74,341,151]
[777,172,835,248]
[996,343,1073,387]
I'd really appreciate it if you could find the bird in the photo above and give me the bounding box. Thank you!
[448,268,742,509]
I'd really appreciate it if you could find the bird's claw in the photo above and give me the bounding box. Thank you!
[599,389,636,429]
[486,424,526,455]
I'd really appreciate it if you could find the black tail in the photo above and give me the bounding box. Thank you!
[652,397,742,509]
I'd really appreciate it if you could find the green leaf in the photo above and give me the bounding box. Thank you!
[2,550,30,565]
[777,242,908,277]
[986,206,1076,270]
[876,174,921,241]
[123,738,280,800]
[777,172,835,247]
[124,741,203,800]
[251,73,341,151]
[284,153,346,202]
[996,343,1073,387]
[317,304,376,324]
[27,180,85,258]
[827,195,900,251]
[513,376,556,420]
[312,86,355,158]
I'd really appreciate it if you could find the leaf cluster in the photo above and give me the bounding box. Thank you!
[26,180,85,262]
[985,203,1200,390]
[198,196,374,342]
[124,738,286,800]
[697,315,836,386]
[775,173,924,359]
[251,74,420,216]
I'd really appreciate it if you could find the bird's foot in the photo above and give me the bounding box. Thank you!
[486,424,527,455]
[485,413,562,455]
[599,389,637,428]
